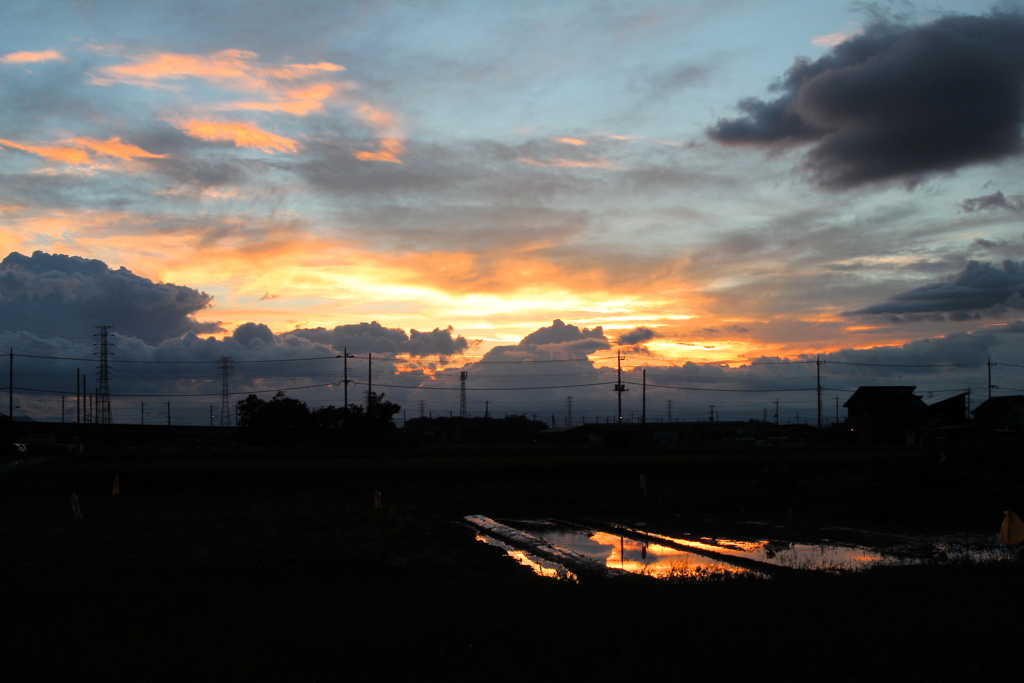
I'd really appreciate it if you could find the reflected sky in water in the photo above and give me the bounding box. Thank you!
[493,522,1012,579]
[535,529,746,577]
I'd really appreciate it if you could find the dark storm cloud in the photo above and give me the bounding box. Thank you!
[708,12,1024,188]
[960,190,1024,214]
[849,259,1024,316]
[615,326,657,345]
[482,319,610,362]
[287,322,469,357]
[0,251,222,344]
[820,331,997,373]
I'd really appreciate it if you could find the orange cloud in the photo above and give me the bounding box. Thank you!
[1,49,64,64]
[350,103,406,162]
[554,137,587,145]
[354,103,400,132]
[516,157,615,169]
[95,49,344,88]
[69,137,166,160]
[263,62,345,80]
[173,120,300,153]
[0,138,91,164]
[228,82,354,116]
[354,138,404,163]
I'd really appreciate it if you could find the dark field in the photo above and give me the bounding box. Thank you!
[2,444,1023,680]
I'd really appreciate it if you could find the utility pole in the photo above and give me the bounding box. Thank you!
[141,402,145,425]
[667,399,673,422]
[641,368,646,425]
[83,375,89,424]
[166,401,171,426]
[339,347,355,406]
[773,399,779,426]
[76,368,80,423]
[460,371,468,418]
[613,351,628,423]
[834,395,840,426]
[966,386,972,419]
[94,326,113,424]
[988,357,994,399]
[367,352,372,405]
[566,395,573,425]
[218,356,233,427]
[709,405,715,422]
[816,354,822,429]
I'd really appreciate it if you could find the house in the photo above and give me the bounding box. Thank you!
[971,395,1024,434]
[844,386,929,444]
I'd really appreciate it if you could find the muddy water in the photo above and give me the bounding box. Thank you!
[476,518,1015,579]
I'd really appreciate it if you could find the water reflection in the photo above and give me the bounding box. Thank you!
[483,520,1013,580]
[475,533,578,581]
[535,529,745,578]
[632,527,889,570]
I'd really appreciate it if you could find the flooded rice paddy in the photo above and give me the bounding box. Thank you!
[467,516,1016,580]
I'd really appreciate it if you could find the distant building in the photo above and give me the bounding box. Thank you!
[972,395,1024,434]
[920,392,974,442]
[844,386,929,445]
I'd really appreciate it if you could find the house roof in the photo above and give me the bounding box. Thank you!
[972,395,1024,416]
[843,386,920,409]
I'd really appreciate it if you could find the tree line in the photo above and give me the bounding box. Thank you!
[236,390,401,445]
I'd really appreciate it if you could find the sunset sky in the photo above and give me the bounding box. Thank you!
[4,0,1024,424]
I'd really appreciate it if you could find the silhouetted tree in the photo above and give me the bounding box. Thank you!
[236,391,313,445]
[328,391,401,433]
[237,390,401,447]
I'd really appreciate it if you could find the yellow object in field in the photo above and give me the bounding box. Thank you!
[999,510,1024,545]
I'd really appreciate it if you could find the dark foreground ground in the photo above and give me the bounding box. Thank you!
[2,444,1023,681]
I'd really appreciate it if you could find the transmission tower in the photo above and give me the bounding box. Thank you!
[459,371,468,418]
[94,326,114,424]
[566,395,573,425]
[218,356,233,426]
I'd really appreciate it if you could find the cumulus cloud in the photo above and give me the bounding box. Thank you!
[615,326,658,345]
[848,259,1024,316]
[287,321,469,357]
[0,251,222,344]
[708,12,1024,187]
[232,322,276,348]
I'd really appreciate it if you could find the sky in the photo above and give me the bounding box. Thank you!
[4,0,1024,425]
